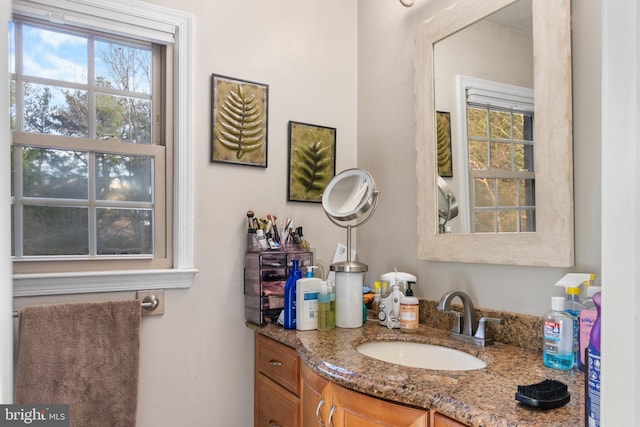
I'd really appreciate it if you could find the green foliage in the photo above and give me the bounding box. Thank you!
[293,140,331,192]
[217,84,265,159]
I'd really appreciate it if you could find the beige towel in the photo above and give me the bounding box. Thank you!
[15,300,141,427]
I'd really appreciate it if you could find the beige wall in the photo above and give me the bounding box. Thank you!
[357,1,601,316]
[13,0,358,425]
[141,1,358,425]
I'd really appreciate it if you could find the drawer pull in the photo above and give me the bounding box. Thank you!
[268,420,281,427]
[269,359,282,367]
[327,405,338,427]
[315,398,326,426]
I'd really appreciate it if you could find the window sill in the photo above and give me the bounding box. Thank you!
[13,268,198,297]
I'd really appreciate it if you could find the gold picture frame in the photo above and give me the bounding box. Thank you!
[211,74,268,167]
[287,121,336,203]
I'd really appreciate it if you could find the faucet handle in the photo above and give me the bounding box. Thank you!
[474,317,504,340]
[441,310,463,334]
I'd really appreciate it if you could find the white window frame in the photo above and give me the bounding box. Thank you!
[11,0,196,296]
[455,75,534,233]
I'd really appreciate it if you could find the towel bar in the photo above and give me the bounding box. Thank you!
[12,294,161,318]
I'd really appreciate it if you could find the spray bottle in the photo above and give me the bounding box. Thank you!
[586,291,601,427]
[555,273,592,367]
[579,276,599,371]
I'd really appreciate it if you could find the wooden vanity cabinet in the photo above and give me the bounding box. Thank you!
[255,334,301,427]
[301,362,429,426]
[256,333,466,427]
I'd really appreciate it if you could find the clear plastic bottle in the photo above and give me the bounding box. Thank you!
[542,296,575,370]
[555,273,592,368]
[328,284,336,329]
[563,286,585,368]
[317,282,332,331]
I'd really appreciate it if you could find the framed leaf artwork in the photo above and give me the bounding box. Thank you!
[211,74,268,167]
[436,111,453,177]
[287,121,336,203]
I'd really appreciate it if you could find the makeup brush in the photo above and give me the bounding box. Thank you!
[268,214,281,243]
[246,210,255,232]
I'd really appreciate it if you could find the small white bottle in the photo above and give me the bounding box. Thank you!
[296,266,322,331]
[399,282,419,333]
[542,296,575,370]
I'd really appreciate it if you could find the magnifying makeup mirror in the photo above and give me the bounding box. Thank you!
[437,176,458,234]
[322,168,379,328]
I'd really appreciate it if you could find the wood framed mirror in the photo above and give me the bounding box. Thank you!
[414,0,574,266]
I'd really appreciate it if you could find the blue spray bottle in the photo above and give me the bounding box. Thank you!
[586,291,601,427]
[283,259,302,329]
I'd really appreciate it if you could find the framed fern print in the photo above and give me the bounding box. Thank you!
[287,121,336,203]
[211,74,268,167]
[436,111,453,177]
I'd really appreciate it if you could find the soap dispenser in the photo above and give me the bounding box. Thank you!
[399,282,419,333]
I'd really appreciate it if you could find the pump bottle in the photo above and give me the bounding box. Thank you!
[296,266,323,330]
[399,282,419,333]
[283,259,302,329]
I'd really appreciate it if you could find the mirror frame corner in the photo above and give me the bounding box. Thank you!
[414,0,574,267]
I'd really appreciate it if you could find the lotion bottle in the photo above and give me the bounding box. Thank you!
[283,259,301,329]
[542,296,574,370]
[296,266,322,330]
[399,282,419,333]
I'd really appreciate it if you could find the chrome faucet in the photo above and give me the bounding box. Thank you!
[437,290,504,346]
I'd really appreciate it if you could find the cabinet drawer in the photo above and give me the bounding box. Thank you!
[255,334,300,395]
[255,374,300,427]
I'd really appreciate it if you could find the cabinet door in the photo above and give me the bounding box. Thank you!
[255,374,300,427]
[433,412,467,427]
[300,362,331,426]
[329,383,429,427]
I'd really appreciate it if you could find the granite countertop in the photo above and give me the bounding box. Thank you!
[249,320,585,427]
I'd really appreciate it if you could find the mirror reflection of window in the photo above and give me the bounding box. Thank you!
[467,102,535,232]
[457,77,534,233]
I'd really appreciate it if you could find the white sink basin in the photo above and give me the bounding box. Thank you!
[356,341,486,371]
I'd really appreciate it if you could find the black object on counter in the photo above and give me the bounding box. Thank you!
[515,379,570,410]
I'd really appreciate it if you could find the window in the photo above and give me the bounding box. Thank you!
[10,0,195,296]
[458,76,535,233]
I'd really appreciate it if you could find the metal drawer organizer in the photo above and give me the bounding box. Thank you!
[244,249,313,325]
